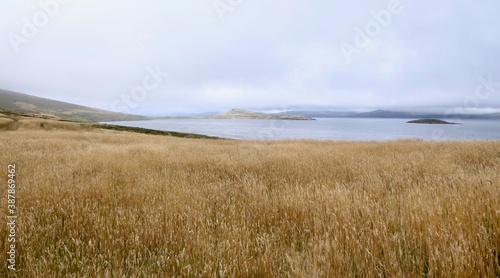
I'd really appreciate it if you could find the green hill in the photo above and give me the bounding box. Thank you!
[205,109,314,120]
[0,89,149,122]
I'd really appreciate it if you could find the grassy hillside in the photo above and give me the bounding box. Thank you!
[0,108,218,139]
[0,89,149,122]
[0,127,498,276]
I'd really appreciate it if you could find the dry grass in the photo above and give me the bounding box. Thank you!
[0,128,499,277]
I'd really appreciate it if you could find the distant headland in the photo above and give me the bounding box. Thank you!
[204,109,315,120]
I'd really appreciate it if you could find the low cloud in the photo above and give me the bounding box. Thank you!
[1,0,499,115]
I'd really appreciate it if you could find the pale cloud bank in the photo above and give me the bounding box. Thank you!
[1,0,499,115]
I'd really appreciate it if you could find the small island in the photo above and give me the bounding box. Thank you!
[205,109,315,120]
[407,118,457,124]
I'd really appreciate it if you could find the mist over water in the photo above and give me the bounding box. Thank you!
[104,118,500,141]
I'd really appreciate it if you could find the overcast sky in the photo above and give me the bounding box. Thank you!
[1,0,500,115]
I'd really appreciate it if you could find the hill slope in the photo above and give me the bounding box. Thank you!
[0,89,149,122]
[0,108,218,139]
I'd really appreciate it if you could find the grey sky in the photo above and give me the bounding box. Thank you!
[1,0,500,115]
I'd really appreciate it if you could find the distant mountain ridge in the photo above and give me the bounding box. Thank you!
[0,89,149,122]
[1,89,498,122]
[284,109,500,119]
[279,110,357,117]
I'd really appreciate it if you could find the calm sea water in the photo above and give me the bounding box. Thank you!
[104,118,500,141]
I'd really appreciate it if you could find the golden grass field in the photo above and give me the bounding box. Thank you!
[0,119,499,277]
